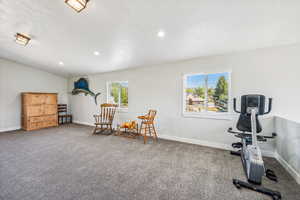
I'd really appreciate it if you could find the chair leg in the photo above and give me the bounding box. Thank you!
[144,132,147,144]
[136,124,139,136]
[148,124,155,141]
[101,125,104,133]
[139,123,142,135]
[148,124,152,137]
[93,125,98,134]
[152,123,158,141]
[110,124,113,133]
[143,124,147,144]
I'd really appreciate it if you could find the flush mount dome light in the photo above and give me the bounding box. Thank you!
[65,0,89,12]
[157,30,165,38]
[15,33,31,46]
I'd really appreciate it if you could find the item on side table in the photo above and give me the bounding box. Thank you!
[93,103,117,135]
[138,110,158,144]
[121,121,137,129]
[58,104,72,124]
[115,121,139,139]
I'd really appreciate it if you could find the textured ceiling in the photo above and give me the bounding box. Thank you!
[1,0,300,77]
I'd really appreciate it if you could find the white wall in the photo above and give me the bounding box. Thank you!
[275,117,300,184]
[0,58,68,132]
[69,44,300,154]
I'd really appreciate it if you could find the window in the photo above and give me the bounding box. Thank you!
[183,72,230,117]
[107,81,128,109]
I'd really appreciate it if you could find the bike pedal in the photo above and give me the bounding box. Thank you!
[266,169,278,182]
[267,174,278,182]
[232,142,242,149]
[266,169,276,176]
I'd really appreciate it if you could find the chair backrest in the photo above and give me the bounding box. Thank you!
[145,110,157,122]
[58,104,67,115]
[99,104,117,123]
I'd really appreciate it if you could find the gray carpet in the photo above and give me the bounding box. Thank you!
[0,124,299,200]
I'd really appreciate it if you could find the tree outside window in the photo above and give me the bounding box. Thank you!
[184,72,229,113]
[107,81,128,108]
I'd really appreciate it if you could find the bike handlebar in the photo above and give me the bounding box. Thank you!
[264,98,272,114]
[233,97,272,115]
[233,98,241,113]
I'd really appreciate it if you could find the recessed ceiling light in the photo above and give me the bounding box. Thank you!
[59,61,64,66]
[65,0,89,13]
[94,51,100,56]
[15,33,31,46]
[157,30,165,38]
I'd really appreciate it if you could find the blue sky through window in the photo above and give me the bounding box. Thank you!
[120,82,128,87]
[186,72,229,88]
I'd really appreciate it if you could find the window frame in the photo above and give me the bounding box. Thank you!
[182,72,232,120]
[106,81,129,111]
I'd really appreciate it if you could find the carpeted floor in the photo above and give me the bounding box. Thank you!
[0,124,299,200]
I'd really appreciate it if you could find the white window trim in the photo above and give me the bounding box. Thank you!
[182,72,233,120]
[106,81,129,111]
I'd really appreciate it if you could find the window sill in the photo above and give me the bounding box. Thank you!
[182,112,234,120]
[116,108,129,113]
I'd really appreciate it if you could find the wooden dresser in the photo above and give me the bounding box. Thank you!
[21,93,58,131]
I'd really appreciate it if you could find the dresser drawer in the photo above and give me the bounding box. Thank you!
[28,122,44,130]
[30,116,44,123]
[23,94,45,105]
[26,105,44,117]
[44,115,57,122]
[45,94,57,105]
[44,105,57,115]
[44,121,57,128]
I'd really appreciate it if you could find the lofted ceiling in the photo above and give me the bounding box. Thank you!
[1,0,300,77]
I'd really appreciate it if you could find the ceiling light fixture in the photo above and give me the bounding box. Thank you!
[94,51,100,56]
[65,0,89,12]
[15,33,31,46]
[59,61,64,66]
[157,30,165,38]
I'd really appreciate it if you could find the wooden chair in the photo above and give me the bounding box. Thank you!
[58,104,72,124]
[93,104,117,135]
[138,110,158,144]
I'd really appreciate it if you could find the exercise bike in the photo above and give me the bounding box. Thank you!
[228,95,281,200]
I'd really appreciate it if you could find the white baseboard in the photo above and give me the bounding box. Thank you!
[275,151,300,184]
[159,134,233,151]
[159,134,275,157]
[73,121,93,127]
[0,126,21,133]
